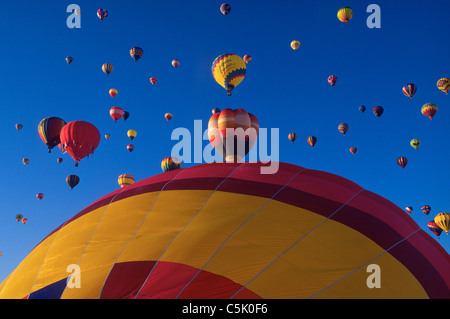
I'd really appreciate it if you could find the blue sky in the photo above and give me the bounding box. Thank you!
[0,0,449,282]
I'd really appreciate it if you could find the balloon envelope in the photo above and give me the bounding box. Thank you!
[2,162,449,299]
[38,117,66,153]
[212,54,246,96]
[118,174,135,188]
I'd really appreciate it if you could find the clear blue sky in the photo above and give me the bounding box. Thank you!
[0,0,449,282]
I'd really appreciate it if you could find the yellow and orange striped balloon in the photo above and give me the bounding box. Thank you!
[118,174,135,188]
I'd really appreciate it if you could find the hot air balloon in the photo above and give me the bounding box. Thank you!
[60,121,101,167]
[243,55,252,64]
[422,205,431,216]
[212,108,221,115]
[288,133,297,143]
[410,139,421,151]
[149,77,157,85]
[65,56,73,65]
[105,134,110,140]
[220,3,231,15]
[434,213,450,234]
[338,123,349,136]
[421,103,437,121]
[402,84,417,99]
[36,193,44,200]
[130,47,143,63]
[436,78,450,95]
[15,214,23,222]
[127,144,135,153]
[97,9,108,20]
[109,89,118,98]
[15,123,23,130]
[359,105,366,113]
[21,218,28,225]
[127,130,137,141]
[110,107,124,123]
[118,174,135,188]
[405,206,413,214]
[307,136,317,148]
[212,54,246,96]
[165,113,173,122]
[337,7,353,23]
[428,221,443,238]
[350,147,357,155]
[396,156,408,170]
[66,175,80,190]
[122,111,130,122]
[102,63,113,75]
[38,117,67,153]
[22,158,30,165]
[373,106,384,118]
[208,108,259,162]
[57,158,63,164]
[3,162,450,299]
[291,40,300,50]
[172,59,180,68]
[328,75,337,86]
[161,157,182,173]
[74,8,81,15]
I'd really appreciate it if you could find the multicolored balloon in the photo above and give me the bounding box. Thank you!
[22,158,30,165]
[66,56,73,65]
[428,221,443,237]
[338,123,349,136]
[127,144,135,153]
[102,63,113,75]
[165,113,173,122]
[127,130,137,141]
[434,213,450,235]
[15,123,23,130]
[402,83,417,99]
[396,156,408,170]
[38,117,66,153]
[105,134,110,140]
[172,59,180,68]
[15,214,23,222]
[109,88,118,98]
[122,111,130,122]
[328,75,337,86]
[161,157,182,173]
[337,7,353,23]
[57,158,63,164]
[421,103,437,121]
[373,106,384,118]
[60,121,101,167]
[421,205,431,216]
[288,133,297,142]
[212,108,221,114]
[410,139,421,151]
[436,78,450,95]
[21,218,28,225]
[212,54,246,96]
[350,147,357,155]
[110,107,124,123]
[405,206,413,214]
[243,55,252,64]
[220,3,231,16]
[118,174,135,188]
[307,136,317,148]
[291,40,300,50]
[66,175,80,190]
[149,77,157,85]
[208,108,259,162]
[130,47,143,62]
[97,9,108,20]
[36,193,44,200]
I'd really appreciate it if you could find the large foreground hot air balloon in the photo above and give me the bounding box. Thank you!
[1,162,449,299]
[60,121,101,167]
[208,108,259,162]
[38,117,66,153]
[212,54,246,96]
